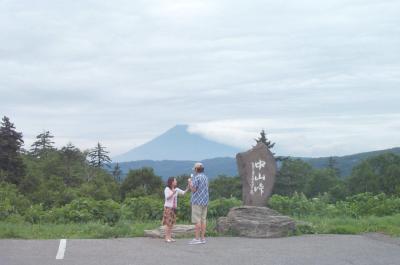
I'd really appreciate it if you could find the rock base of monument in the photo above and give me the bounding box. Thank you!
[144,224,195,238]
[217,206,296,238]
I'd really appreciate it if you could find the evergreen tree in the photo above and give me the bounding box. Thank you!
[30,130,55,158]
[0,116,25,185]
[60,143,86,186]
[255,130,275,150]
[87,142,112,168]
[112,163,122,182]
[348,153,400,195]
[254,129,287,161]
[327,156,340,176]
[274,158,312,196]
[306,168,341,198]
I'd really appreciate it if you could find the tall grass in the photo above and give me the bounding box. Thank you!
[298,214,400,236]
[0,221,160,239]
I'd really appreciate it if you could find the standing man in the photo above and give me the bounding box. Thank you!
[188,162,209,245]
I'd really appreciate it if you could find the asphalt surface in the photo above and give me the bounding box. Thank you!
[1,234,400,265]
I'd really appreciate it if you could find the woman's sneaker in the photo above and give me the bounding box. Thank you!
[200,238,206,244]
[188,238,202,245]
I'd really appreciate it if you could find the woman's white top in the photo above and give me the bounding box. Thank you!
[164,187,186,208]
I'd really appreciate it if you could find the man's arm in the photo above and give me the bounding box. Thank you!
[189,178,197,192]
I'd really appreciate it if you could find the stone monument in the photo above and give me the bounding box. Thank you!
[237,142,277,206]
[217,142,296,237]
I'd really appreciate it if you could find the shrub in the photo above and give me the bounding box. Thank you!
[121,196,163,221]
[0,182,30,220]
[268,192,400,218]
[207,198,242,219]
[24,198,123,225]
[339,193,400,217]
[176,195,191,222]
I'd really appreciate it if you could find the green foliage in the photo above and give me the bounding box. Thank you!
[78,170,120,201]
[268,192,400,218]
[306,168,342,198]
[0,182,30,220]
[121,196,163,221]
[209,175,242,200]
[175,174,190,190]
[269,192,336,217]
[87,142,112,168]
[300,214,400,236]
[255,129,275,150]
[120,168,163,199]
[0,116,25,185]
[207,198,242,219]
[175,195,191,221]
[341,193,400,217]
[30,175,72,209]
[59,198,121,225]
[348,153,400,195]
[274,159,312,196]
[23,204,48,224]
[30,130,55,158]
[59,143,87,187]
[112,163,122,182]
[327,157,340,176]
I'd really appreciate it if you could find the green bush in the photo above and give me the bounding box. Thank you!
[0,182,30,220]
[121,195,241,222]
[58,198,121,225]
[339,193,400,217]
[121,196,163,221]
[268,192,400,218]
[24,204,50,223]
[176,195,191,222]
[23,198,122,225]
[208,198,242,219]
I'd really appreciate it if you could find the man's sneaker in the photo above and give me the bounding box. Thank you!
[200,238,206,244]
[188,238,202,245]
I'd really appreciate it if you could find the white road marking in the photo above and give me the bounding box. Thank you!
[56,239,67,260]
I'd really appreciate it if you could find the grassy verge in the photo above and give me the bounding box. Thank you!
[1,215,400,239]
[296,214,400,236]
[0,220,219,239]
[0,221,160,239]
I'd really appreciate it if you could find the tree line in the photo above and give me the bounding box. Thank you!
[1,116,400,211]
[210,130,400,201]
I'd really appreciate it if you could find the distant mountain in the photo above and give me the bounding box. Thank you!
[111,147,400,180]
[299,147,400,177]
[113,125,242,162]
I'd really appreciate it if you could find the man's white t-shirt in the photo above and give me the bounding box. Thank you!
[164,187,186,208]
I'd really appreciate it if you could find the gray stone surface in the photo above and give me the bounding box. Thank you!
[2,235,400,265]
[144,224,195,238]
[236,142,277,206]
[217,206,296,238]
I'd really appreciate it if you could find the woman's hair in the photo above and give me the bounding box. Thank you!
[167,177,175,189]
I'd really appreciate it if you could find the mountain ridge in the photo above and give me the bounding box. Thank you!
[111,147,400,180]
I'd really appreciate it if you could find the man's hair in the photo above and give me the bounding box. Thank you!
[195,167,204,173]
[167,177,175,189]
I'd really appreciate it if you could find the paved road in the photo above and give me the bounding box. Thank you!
[1,234,400,265]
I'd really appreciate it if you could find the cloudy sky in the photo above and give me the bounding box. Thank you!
[1,0,399,158]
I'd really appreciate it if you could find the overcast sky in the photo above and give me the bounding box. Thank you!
[1,0,399,158]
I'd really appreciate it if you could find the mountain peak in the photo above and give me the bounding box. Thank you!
[113,124,242,162]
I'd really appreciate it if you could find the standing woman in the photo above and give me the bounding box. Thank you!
[162,177,189,242]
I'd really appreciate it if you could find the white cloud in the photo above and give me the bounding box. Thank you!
[189,114,400,157]
[1,0,399,157]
